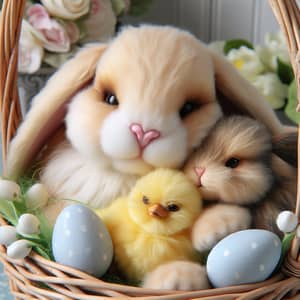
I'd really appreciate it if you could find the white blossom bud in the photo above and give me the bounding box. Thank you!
[0,226,17,246]
[7,240,32,259]
[276,211,298,233]
[16,214,40,235]
[0,179,21,202]
[26,183,49,210]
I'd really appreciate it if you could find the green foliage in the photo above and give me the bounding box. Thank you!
[129,0,153,16]
[0,177,53,260]
[273,232,294,274]
[285,79,300,124]
[277,58,294,85]
[223,39,254,55]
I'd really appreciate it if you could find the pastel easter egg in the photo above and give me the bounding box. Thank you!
[52,204,113,277]
[207,229,281,288]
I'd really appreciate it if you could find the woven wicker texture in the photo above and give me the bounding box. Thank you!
[0,0,300,299]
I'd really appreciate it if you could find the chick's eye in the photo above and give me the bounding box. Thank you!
[167,203,180,212]
[225,157,240,168]
[179,100,200,119]
[142,196,149,205]
[104,91,119,106]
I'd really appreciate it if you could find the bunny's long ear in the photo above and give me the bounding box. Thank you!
[210,50,284,136]
[6,44,107,180]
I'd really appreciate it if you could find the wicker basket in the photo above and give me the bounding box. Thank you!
[1,0,300,299]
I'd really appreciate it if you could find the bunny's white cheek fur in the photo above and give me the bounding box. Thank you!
[100,106,188,172]
[65,91,108,164]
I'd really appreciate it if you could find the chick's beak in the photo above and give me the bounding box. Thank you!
[148,204,169,219]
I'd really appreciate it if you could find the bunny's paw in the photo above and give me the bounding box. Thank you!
[142,261,209,291]
[192,204,251,252]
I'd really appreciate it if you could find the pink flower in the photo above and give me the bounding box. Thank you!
[18,20,44,74]
[64,22,80,44]
[27,4,70,53]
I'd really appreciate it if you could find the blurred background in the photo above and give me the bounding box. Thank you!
[123,0,279,43]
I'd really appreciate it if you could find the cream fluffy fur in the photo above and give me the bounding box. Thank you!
[5,25,292,291]
[6,25,284,209]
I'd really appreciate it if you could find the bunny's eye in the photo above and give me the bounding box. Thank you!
[225,157,240,168]
[179,100,200,119]
[104,91,119,106]
[167,203,180,212]
[142,196,149,205]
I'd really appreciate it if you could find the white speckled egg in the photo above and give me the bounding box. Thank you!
[207,230,281,288]
[52,204,113,277]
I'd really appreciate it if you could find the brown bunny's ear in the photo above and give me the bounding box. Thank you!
[209,50,284,136]
[272,127,298,167]
[6,44,107,180]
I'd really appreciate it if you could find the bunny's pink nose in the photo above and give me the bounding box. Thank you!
[194,167,205,187]
[130,123,160,149]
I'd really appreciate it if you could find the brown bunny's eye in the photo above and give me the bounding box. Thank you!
[104,91,119,106]
[225,157,240,168]
[179,100,200,119]
[167,203,180,212]
[142,196,149,204]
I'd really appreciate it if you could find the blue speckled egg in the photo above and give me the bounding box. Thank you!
[52,204,113,277]
[207,229,281,288]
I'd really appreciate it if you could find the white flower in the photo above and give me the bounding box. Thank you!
[81,0,116,43]
[40,0,90,20]
[0,226,17,246]
[276,211,298,233]
[18,20,44,74]
[26,183,49,210]
[7,240,32,259]
[256,31,290,71]
[251,73,288,109]
[208,41,225,56]
[0,179,21,201]
[16,214,40,235]
[227,46,265,80]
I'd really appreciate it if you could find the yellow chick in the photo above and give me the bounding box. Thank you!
[96,168,202,282]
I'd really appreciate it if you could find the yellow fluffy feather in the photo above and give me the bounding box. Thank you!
[96,168,202,282]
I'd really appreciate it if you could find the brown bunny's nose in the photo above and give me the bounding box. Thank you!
[130,123,160,149]
[194,167,205,187]
[148,204,169,219]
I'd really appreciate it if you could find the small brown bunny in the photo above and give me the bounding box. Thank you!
[184,116,296,252]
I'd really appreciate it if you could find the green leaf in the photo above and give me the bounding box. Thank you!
[282,232,295,257]
[285,80,300,124]
[27,240,53,260]
[35,211,53,245]
[33,246,52,261]
[111,0,126,16]
[277,58,294,85]
[129,0,153,16]
[223,39,254,55]
[273,232,294,274]
[0,200,19,226]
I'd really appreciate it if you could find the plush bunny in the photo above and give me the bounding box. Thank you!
[6,26,285,208]
[184,116,296,252]
[4,25,294,291]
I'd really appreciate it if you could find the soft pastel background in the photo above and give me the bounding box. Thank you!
[0,0,282,298]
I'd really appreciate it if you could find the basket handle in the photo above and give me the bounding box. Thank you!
[269,0,300,260]
[0,0,26,172]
